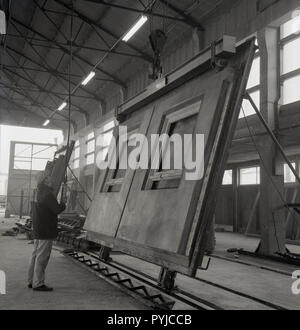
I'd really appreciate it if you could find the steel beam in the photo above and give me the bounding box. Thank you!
[0,80,95,99]
[10,20,106,115]
[53,0,153,63]
[6,45,106,105]
[0,95,49,122]
[0,65,112,82]
[3,66,89,120]
[33,0,69,42]
[82,0,196,26]
[7,38,143,59]
[1,71,76,127]
[11,17,126,87]
[1,73,49,117]
[0,96,66,131]
[159,0,204,30]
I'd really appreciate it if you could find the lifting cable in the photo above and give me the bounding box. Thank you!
[67,0,74,151]
[62,1,74,195]
[57,1,75,206]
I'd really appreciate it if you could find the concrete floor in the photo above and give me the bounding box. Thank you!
[112,232,300,310]
[0,216,147,310]
[0,214,300,310]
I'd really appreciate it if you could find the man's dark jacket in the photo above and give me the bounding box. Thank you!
[32,183,66,240]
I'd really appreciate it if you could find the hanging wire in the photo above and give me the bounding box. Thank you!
[149,0,153,35]
[162,0,167,33]
[62,0,74,193]
[67,0,74,150]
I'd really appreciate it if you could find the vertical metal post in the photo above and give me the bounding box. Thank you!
[27,143,33,214]
[232,167,239,233]
[19,189,24,219]
[158,267,177,291]
[98,245,111,262]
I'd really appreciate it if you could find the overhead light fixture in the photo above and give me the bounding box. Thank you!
[0,10,6,35]
[43,119,50,127]
[81,71,96,86]
[58,102,67,111]
[122,15,148,42]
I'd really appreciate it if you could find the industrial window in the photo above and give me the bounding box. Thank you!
[73,140,80,169]
[239,166,260,185]
[239,55,261,118]
[145,100,202,190]
[284,163,296,183]
[222,170,233,185]
[280,16,300,105]
[103,129,138,193]
[86,132,95,166]
[281,15,300,39]
[96,120,115,165]
[13,143,56,171]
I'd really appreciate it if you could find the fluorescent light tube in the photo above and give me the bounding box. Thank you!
[82,71,96,86]
[43,119,50,127]
[58,102,67,111]
[0,10,6,35]
[122,15,148,42]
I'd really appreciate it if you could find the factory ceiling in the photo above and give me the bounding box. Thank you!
[0,0,230,132]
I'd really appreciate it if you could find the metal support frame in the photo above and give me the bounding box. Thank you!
[0,64,112,82]
[8,19,107,114]
[11,17,126,88]
[245,92,300,185]
[6,34,144,58]
[33,0,69,42]
[5,44,68,108]
[3,66,89,122]
[158,0,204,30]
[0,95,46,121]
[53,0,153,64]
[98,245,112,262]
[158,267,177,291]
[5,45,105,105]
[64,250,175,310]
[1,71,52,117]
[8,22,73,109]
[1,71,77,129]
[83,0,202,29]
[19,190,24,219]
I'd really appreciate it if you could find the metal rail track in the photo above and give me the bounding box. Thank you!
[63,250,221,310]
[111,258,289,310]
[210,253,293,277]
[60,240,289,310]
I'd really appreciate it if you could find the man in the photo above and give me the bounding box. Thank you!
[28,174,66,292]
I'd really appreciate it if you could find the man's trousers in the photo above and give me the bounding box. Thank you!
[28,239,53,288]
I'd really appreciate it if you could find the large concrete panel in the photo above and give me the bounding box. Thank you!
[84,38,256,276]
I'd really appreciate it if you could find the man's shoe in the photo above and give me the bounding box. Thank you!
[28,284,32,289]
[33,285,53,292]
